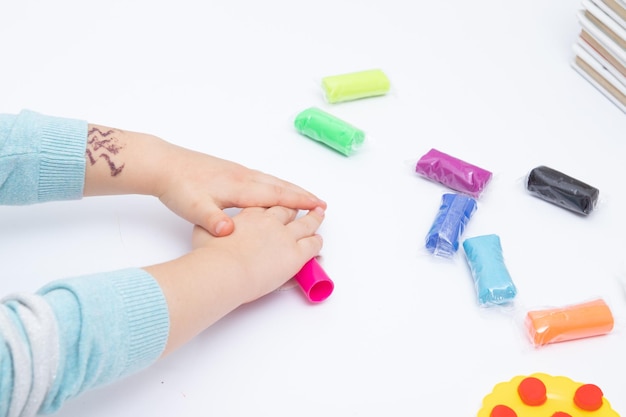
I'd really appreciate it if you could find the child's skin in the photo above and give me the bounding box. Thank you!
[83,124,326,236]
[83,124,327,356]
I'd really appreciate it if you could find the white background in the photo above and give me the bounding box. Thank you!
[1,0,626,415]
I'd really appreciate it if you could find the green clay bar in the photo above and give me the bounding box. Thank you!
[322,69,390,103]
[294,107,365,156]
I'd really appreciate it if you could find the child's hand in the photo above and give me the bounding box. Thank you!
[145,205,325,356]
[190,205,325,303]
[83,126,326,237]
[157,145,326,237]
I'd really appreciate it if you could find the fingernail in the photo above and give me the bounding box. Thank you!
[313,206,325,216]
[215,220,228,235]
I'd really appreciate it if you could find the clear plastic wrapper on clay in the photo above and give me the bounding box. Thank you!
[525,165,599,215]
[523,298,614,347]
[425,193,477,258]
[415,148,493,198]
[294,107,365,156]
[321,69,391,103]
[462,234,517,307]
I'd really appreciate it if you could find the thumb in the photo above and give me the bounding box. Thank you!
[203,207,235,237]
[161,191,235,237]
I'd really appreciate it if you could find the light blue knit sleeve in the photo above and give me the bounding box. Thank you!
[0,110,87,204]
[0,268,170,417]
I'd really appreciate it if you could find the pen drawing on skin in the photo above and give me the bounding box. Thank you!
[86,127,126,176]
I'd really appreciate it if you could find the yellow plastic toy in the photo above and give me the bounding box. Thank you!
[478,373,620,416]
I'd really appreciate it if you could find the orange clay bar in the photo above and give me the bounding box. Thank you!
[524,298,614,347]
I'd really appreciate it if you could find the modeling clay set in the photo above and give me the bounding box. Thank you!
[290,67,618,415]
[412,139,615,414]
[290,68,393,302]
[415,150,613,349]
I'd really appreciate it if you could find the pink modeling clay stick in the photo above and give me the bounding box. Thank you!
[294,258,334,303]
[415,148,492,198]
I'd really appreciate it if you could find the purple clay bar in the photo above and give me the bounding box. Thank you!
[415,148,492,198]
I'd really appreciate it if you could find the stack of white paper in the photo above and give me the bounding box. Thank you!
[573,0,626,112]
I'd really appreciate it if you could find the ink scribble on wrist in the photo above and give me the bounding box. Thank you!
[86,126,125,176]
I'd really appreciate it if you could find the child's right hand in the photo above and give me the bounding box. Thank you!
[191,206,325,303]
[145,205,325,356]
[83,126,326,238]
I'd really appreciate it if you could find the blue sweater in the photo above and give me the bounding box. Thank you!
[0,110,170,417]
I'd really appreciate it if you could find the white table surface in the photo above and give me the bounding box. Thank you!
[1,0,626,415]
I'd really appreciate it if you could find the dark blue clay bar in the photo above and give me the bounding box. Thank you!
[526,165,599,215]
[425,193,477,258]
[462,234,517,306]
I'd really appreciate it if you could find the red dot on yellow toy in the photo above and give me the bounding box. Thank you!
[574,384,604,411]
[490,404,517,417]
[552,412,572,417]
[517,377,547,406]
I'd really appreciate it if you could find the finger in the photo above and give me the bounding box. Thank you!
[211,214,235,237]
[239,206,267,213]
[287,207,325,238]
[296,234,324,260]
[265,206,298,224]
[200,205,235,237]
[233,175,327,210]
[259,174,325,205]
[185,192,244,236]
[250,169,314,192]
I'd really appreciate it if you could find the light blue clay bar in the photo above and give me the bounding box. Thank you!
[294,107,365,156]
[462,234,517,306]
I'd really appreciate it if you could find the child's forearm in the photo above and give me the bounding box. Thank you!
[82,122,326,236]
[83,124,170,197]
[145,206,325,358]
[144,248,246,357]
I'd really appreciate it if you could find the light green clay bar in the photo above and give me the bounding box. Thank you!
[322,69,390,103]
[294,107,365,156]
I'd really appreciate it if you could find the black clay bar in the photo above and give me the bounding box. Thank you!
[526,165,599,215]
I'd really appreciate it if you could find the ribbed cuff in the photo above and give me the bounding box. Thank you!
[108,269,171,376]
[37,112,87,202]
[39,267,170,412]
